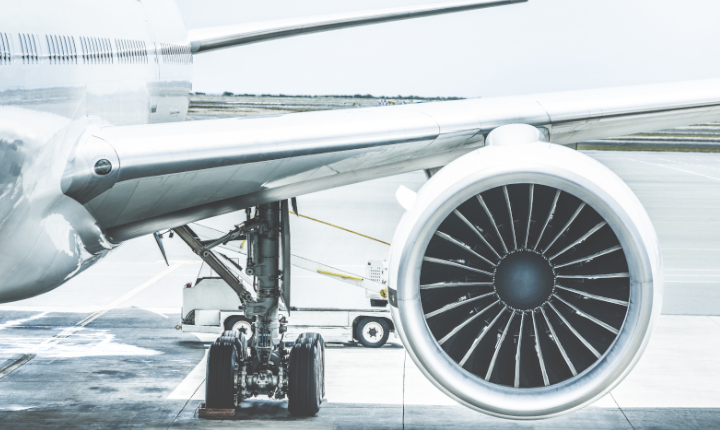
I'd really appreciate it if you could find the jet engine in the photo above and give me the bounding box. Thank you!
[389,124,662,419]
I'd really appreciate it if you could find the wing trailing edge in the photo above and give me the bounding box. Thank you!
[188,0,526,53]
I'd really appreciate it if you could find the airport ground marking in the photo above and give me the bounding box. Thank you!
[0,263,184,380]
[624,157,720,182]
[167,349,209,400]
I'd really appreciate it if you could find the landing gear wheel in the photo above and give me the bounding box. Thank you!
[224,315,254,340]
[205,334,243,410]
[356,317,390,348]
[288,333,325,416]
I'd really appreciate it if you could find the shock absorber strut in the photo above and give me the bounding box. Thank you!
[255,203,280,310]
[250,202,282,352]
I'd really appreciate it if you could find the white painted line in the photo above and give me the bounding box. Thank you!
[138,307,181,314]
[191,382,206,401]
[656,156,720,173]
[666,268,720,272]
[624,157,720,181]
[0,406,35,411]
[664,248,720,251]
[143,307,180,314]
[0,306,106,313]
[167,349,208,400]
[665,281,720,284]
[0,263,184,379]
[99,263,184,312]
[155,259,199,264]
[141,308,170,319]
[0,312,48,330]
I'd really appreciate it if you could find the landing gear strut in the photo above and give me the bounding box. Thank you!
[175,201,325,417]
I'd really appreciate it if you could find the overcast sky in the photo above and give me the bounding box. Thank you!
[175,0,720,98]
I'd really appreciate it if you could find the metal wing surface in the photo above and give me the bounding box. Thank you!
[70,78,720,243]
[188,0,526,53]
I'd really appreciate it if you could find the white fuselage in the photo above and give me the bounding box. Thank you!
[0,0,192,125]
[0,0,192,301]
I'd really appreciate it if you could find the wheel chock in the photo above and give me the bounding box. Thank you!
[198,402,236,418]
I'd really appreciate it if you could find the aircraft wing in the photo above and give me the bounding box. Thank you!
[64,78,720,243]
[188,0,526,53]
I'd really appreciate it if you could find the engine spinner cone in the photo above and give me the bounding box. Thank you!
[493,249,555,310]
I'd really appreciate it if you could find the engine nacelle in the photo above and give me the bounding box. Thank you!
[389,125,661,419]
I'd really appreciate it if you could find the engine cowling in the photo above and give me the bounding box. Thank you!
[389,125,661,419]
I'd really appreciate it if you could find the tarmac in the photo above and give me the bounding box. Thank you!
[1,149,720,428]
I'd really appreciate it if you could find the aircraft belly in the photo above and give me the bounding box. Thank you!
[0,113,116,302]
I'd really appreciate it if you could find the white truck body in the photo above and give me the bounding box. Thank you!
[181,268,395,345]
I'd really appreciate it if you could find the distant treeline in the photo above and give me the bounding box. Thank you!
[192,91,464,101]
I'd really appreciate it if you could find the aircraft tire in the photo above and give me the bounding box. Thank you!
[288,333,325,416]
[205,339,238,410]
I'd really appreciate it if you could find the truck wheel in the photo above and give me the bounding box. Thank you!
[205,338,238,410]
[288,333,325,416]
[224,315,254,340]
[356,317,389,348]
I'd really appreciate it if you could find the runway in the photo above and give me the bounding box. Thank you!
[1,150,720,428]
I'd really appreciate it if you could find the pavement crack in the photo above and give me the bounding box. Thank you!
[167,375,205,429]
[610,392,636,430]
[402,351,406,430]
[708,316,720,329]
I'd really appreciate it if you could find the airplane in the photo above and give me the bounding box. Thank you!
[1,0,718,421]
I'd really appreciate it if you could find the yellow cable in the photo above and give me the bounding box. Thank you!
[289,211,390,246]
[317,270,363,281]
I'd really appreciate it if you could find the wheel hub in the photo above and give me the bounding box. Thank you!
[232,320,253,339]
[363,322,384,341]
[493,249,555,310]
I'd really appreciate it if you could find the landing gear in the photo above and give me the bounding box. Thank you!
[288,333,325,416]
[177,201,325,417]
[356,317,389,348]
[205,332,245,410]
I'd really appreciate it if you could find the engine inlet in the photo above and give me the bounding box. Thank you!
[390,142,661,418]
[421,184,630,388]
